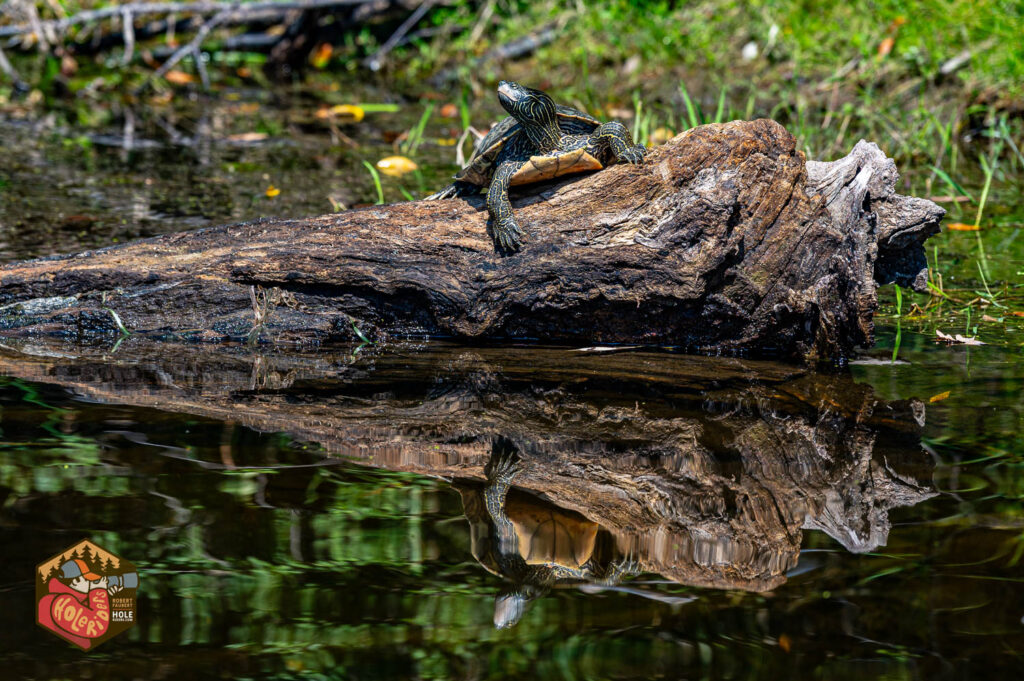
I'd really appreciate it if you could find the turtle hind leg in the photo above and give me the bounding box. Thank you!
[600,557,642,585]
[590,121,647,165]
[486,161,525,253]
[425,180,479,200]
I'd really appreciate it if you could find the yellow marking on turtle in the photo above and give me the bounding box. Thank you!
[509,147,604,186]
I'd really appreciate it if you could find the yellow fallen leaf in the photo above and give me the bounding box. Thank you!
[929,391,951,403]
[376,155,418,177]
[436,137,457,146]
[265,185,281,198]
[164,70,194,85]
[946,222,979,231]
[650,127,675,145]
[315,104,365,122]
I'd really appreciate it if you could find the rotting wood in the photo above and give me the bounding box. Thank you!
[0,119,943,362]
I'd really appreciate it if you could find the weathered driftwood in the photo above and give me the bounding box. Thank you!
[0,119,943,361]
[0,342,935,593]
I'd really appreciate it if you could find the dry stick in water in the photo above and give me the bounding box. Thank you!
[140,9,228,91]
[121,7,136,65]
[0,44,27,90]
[363,0,434,71]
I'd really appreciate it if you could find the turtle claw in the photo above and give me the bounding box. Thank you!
[486,438,523,484]
[619,144,647,165]
[493,217,524,253]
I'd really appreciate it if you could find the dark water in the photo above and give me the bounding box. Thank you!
[0,333,1021,680]
[1,94,1023,680]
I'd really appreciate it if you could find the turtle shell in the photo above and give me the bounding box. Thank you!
[504,494,598,568]
[456,105,602,187]
[457,485,600,575]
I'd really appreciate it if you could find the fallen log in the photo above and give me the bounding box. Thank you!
[0,119,943,361]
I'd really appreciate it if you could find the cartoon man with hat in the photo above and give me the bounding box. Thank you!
[37,558,123,650]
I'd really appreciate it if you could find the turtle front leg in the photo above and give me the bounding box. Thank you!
[486,161,526,253]
[590,121,647,165]
[484,438,524,555]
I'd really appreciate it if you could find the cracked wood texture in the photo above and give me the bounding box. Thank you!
[0,119,943,361]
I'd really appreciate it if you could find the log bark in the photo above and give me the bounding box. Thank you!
[0,119,943,362]
[0,342,935,593]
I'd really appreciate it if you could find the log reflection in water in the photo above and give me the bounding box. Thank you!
[0,342,935,624]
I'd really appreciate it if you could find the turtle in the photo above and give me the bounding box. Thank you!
[454,438,641,629]
[426,80,647,253]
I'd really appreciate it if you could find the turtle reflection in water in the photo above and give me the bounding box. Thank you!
[455,442,640,628]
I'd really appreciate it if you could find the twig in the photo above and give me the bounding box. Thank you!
[467,0,495,45]
[193,44,210,89]
[0,43,27,91]
[140,9,228,92]
[0,1,374,39]
[363,0,433,72]
[17,0,51,51]
[121,8,135,65]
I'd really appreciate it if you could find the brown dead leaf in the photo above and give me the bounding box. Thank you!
[164,70,195,86]
[60,54,78,77]
[227,132,269,143]
[877,37,895,58]
[935,329,985,345]
[439,103,458,118]
[778,634,792,653]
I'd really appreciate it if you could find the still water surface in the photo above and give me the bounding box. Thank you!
[0,334,1021,680]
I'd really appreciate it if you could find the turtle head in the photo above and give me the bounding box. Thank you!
[497,81,560,151]
[493,585,532,626]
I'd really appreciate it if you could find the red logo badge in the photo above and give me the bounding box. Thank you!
[35,539,139,650]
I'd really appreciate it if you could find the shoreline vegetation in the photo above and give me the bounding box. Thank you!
[0,0,1022,346]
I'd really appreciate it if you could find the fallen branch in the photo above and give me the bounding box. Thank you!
[0,0,375,39]
[0,119,943,362]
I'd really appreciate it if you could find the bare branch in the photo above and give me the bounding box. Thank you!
[141,8,228,91]
[121,8,135,65]
[363,0,433,72]
[0,1,375,40]
[0,42,27,90]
